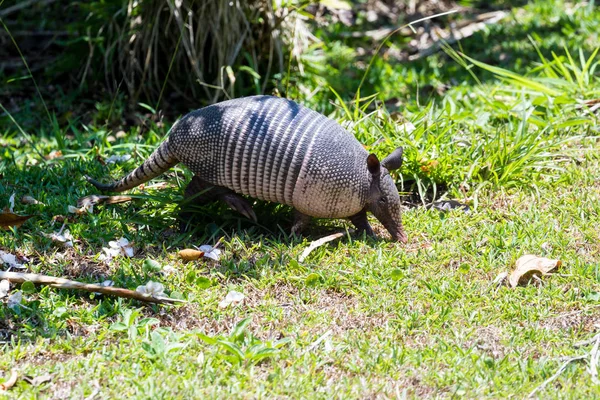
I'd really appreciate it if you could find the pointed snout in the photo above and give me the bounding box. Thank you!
[386,223,408,244]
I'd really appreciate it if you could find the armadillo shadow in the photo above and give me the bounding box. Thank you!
[177,195,386,246]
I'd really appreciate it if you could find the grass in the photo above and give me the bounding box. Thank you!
[2,0,600,398]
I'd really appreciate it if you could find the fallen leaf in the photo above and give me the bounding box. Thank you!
[8,193,15,212]
[197,245,221,261]
[0,252,25,269]
[509,254,562,288]
[298,232,344,262]
[8,291,23,308]
[21,195,44,205]
[218,290,244,308]
[0,211,34,228]
[0,369,18,391]
[0,280,9,298]
[179,249,204,261]
[68,204,93,214]
[77,195,132,208]
[136,281,165,297]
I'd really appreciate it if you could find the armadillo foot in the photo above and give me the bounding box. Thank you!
[221,193,258,223]
[183,176,257,222]
[349,209,375,238]
[291,210,311,236]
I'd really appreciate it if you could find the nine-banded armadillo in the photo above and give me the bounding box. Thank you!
[86,95,408,243]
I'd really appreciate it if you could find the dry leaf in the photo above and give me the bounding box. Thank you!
[0,369,18,391]
[77,195,132,208]
[21,196,44,205]
[179,249,204,261]
[0,211,34,229]
[509,254,562,288]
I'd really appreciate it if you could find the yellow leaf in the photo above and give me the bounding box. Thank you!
[179,249,204,261]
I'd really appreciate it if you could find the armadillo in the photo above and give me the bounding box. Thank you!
[86,95,408,242]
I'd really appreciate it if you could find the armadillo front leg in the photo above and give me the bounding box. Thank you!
[291,210,312,236]
[182,176,257,222]
[349,209,375,238]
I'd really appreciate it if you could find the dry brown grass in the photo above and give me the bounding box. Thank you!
[86,0,299,108]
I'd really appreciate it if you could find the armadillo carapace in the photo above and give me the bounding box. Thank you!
[86,95,407,242]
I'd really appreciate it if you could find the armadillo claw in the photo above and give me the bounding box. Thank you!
[222,194,258,223]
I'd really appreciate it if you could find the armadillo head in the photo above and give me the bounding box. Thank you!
[365,147,408,243]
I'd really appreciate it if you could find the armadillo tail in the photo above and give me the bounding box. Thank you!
[86,141,179,192]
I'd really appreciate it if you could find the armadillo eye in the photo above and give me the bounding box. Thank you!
[379,197,387,204]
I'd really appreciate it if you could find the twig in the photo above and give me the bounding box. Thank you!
[298,232,345,262]
[0,0,57,17]
[0,271,185,305]
[590,335,600,384]
[527,355,587,398]
[574,333,600,348]
[303,330,332,355]
[408,11,508,61]
[0,369,17,391]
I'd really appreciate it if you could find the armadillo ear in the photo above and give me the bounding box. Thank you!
[367,153,381,175]
[381,147,403,171]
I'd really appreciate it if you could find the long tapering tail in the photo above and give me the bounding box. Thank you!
[86,141,179,192]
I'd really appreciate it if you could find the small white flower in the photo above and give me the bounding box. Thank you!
[8,291,22,309]
[100,238,134,262]
[106,154,132,164]
[198,245,221,261]
[50,229,74,248]
[136,281,165,297]
[162,265,176,274]
[8,193,15,212]
[108,238,135,257]
[0,280,10,298]
[218,290,244,308]
[0,251,25,269]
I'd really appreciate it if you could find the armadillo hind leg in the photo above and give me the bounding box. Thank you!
[291,210,312,237]
[349,209,375,238]
[181,176,257,223]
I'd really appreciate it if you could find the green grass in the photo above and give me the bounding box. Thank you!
[3,0,600,398]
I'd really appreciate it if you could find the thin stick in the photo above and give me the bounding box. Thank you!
[590,335,600,384]
[0,0,56,17]
[0,271,185,305]
[574,333,600,348]
[298,232,344,262]
[303,330,332,355]
[408,11,507,61]
[527,355,586,398]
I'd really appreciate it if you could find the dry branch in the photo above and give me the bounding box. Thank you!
[0,271,185,305]
[408,11,507,61]
[0,0,57,17]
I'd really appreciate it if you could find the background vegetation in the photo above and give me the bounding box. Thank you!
[2,0,600,398]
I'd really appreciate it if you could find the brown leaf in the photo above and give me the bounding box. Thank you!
[179,249,204,261]
[0,369,18,391]
[77,195,132,208]
[509,254,562,288]
[0,211,34,229]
